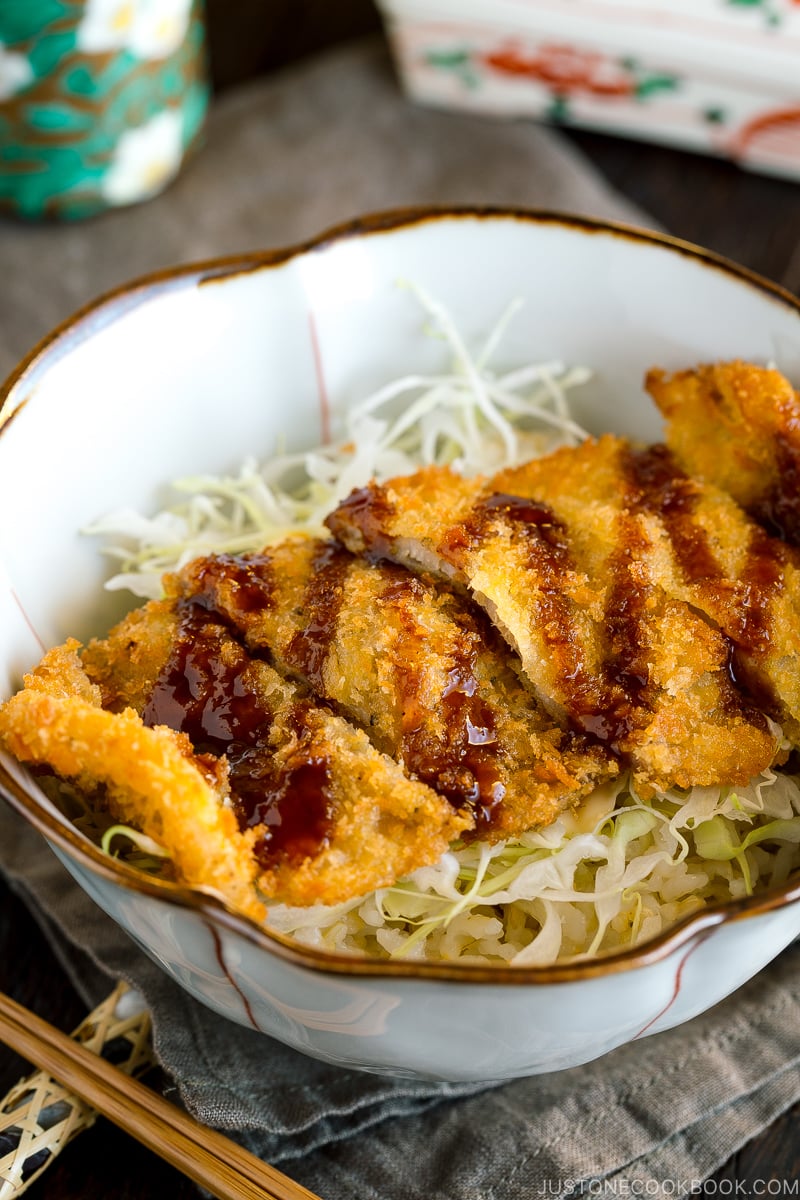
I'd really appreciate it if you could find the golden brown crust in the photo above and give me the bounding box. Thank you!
[647,360,800,544]
[325,440,781,794]
[83,600,178,712]
[0,625,471,912]
[0,643,266,922]
[171,538,614,841]
[256,698,472,906]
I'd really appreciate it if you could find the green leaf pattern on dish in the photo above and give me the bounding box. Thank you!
[0,0,208,220]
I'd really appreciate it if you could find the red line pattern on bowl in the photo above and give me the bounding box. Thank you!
[206,919,261,1032]
[632,935,709,1040]
[307,309,332,446]
[10,589,45,655]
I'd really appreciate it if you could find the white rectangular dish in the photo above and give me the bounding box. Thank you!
[378,0,800,180]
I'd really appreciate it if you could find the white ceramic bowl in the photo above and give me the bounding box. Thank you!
[2,208,800,1083]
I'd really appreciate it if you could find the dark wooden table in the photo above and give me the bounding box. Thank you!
[2,30,800,1197]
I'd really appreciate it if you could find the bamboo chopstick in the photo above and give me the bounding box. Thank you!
[0,989,322,1200]
[0,982,157,1197]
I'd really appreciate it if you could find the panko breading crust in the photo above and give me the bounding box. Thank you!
[2,627,470,912]
[0,641,265,921]
[647,360,800,545]
[170,539,614,841]
[325,437,782,794]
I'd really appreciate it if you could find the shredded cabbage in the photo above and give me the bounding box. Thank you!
[269,769,800,964]
[101,824,172,864]
[85,284,590,599]
[85,285,800,964]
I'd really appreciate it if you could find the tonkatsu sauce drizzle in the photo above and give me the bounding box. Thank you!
[622,444,779,713]
[142,607,266,757]
[329,483,395,559]
[595,513,654,748]
[381,574,504,829]
[734,527,785,657]
[142,603,334,865]
[242,754,334,870]
[608,447,718,727]
[758,431,800,546]
[623,445,785,658]
[467,492,628,743]
[285,540,352,693]
[187,551,277,618]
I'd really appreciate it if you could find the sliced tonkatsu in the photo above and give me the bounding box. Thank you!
[2,610,471,913]
[597,439,800,747]
[647,360,800,545]
[325,437,782,793]
[169,537,614,840]
[6,356,800,926]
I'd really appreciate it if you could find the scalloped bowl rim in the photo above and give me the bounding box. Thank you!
[2,204,800,988]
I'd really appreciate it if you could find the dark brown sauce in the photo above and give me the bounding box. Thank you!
[594,514,654,748]
[624,445,722,585]
[187,552,276,619]
[623,443,784,714]
[240,756,335,869]
[621,444,749,716]
[142,603,334,866]
[285,541,352,693]
[325,483,395,555]
[624,444,788,662]
[438,660,505,828]
[380,574,505,830]
[466,492,623,742]
[614,444,714,715]
[731,527,785,657]
[756,430,800,546]
[481,493,568,552]
[142,607,267,755]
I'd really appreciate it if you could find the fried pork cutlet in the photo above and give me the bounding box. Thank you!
[590,440,800,747]
[647,360,800,545]
[0,639,265,922]
[1,612,471,913]
[168,538,615,841]
[325,438,781,793]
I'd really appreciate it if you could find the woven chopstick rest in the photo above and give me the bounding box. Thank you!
[0,982,155,1197]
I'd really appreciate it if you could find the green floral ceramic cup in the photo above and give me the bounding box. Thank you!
[0,0,209,220]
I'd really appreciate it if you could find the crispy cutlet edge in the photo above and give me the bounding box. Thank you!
[173,536,620,844]
[1,639,476,914]
[259,709,474,906]
[0,641,266,923]
[327,458,785,796]
[645,361,800,493]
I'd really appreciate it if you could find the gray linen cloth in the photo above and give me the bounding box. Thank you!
[1,37,799,1198]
